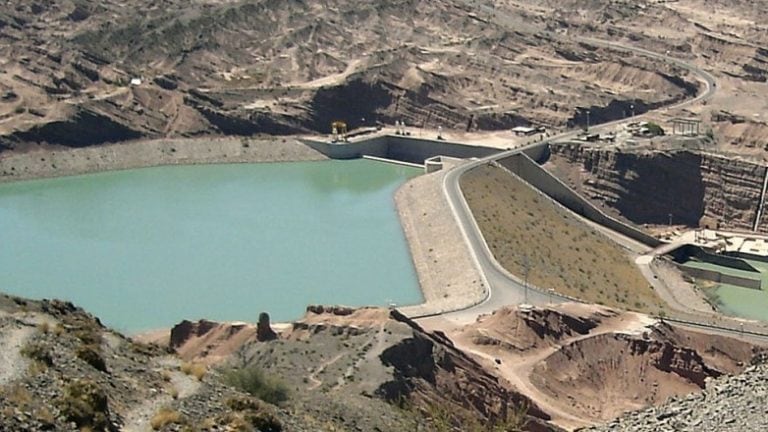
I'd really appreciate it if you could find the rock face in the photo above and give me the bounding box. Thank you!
[169,319,219,350]
[585,359,768,432]
[546,143,768,231]
[442,304,766,428]
[224,306,561,431]
[379,310,555,432]
[256,312,277,342]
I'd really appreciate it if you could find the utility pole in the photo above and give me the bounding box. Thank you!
[522,254,531,304]
[586,110,590,132]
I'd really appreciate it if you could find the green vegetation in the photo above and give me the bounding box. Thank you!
[460,164,667,314]
[57,380,114,431]
[220,366,289,405]
[645,121,665,136]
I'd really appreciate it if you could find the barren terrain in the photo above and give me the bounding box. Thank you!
[0,0,702,151]
[419,303,764,430]
[164,303,767,431]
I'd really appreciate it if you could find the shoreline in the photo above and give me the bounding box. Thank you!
[0,135,328,184]
[2,135,484,333]
[395,168,487,318]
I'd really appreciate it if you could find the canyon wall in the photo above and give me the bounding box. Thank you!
[546,143,768,232]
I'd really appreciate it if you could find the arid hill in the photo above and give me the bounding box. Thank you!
[0,0,697,150]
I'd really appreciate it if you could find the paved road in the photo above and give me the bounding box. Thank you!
[430,28,717,321]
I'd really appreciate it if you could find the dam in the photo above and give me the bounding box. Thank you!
[0,159,423,333]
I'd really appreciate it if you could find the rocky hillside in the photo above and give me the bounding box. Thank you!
[0,293,299,431]
[428,303,765,429]
[584,356,768,431]
[170,305,559,431]
[0,0,695,150]
[0,293,558,431]
[544,142,768,232]
[3,292,765,431]
[522,0,768,154]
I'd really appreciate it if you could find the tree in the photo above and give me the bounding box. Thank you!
[646,122,665,136]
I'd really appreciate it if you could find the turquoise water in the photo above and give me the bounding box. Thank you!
[683,259,768,320]
[0,160,423,333]
[713,284,768,321]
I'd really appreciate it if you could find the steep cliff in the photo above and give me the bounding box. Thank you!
[545,143,768,232]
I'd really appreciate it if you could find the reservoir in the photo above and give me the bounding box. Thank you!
[681,258,768,321]
[0,159,423,333]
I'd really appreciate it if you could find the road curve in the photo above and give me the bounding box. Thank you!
[427,33,717,321]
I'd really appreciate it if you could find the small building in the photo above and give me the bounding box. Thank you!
[511,126,538,136]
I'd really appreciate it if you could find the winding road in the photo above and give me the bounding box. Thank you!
[430,26,720,323]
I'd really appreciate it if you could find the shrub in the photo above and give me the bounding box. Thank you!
[20,341,53,367]
[180,362,207,381]
[645,122,665,136]
[150,407,185,430]
[223,396,282,432]
[57,380,113,431]
[73,328,102,346]
[245,410,282,432]
[220,366,288,405]
[76,344,108,372]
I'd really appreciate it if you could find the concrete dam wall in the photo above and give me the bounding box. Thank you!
[496,151,663,248]
[300,135,503,164]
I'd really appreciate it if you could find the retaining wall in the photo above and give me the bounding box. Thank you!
[495,151,663,248]
[670,245,760,271]
[676,266,762,290]
[725,251,768,264]
[300,135,501,163]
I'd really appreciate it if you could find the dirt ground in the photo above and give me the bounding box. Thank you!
[418,302,764,430]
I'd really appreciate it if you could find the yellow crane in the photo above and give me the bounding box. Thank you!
[331,121,348,142]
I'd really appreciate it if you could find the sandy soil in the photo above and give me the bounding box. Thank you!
[460,163,668,314]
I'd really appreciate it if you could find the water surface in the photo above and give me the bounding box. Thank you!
[0,160,422,332]
[682,258,768,320]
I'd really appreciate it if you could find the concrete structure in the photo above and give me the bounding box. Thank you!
[667,229,768,258]
[495,149,663,248]
[511,126,540,136]
[680,266,762,290]
[300,134,502,164]
[665,244,763,290]
[671,118,701,136]
[424,155,464,173]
